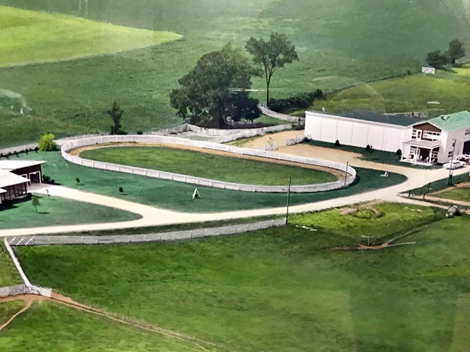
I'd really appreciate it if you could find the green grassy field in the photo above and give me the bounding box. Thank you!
[434,186,470,202]
[0,0,469,146]
[310,71,470,115]
[290,202,440,239]
[0,302,212,351]
[0,6,181,67]
[0,244,21,287]
[0,195,141,229]
[16,212,470,351]
[13,151,406,212]
[0,301,24,326]
[81,146,337,185]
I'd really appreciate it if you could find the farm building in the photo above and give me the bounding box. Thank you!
[305,110,470,164]
[0,160,45,204]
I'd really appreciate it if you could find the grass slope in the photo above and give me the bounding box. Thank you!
[1,0,470,145]
[0,195,141,229]
[16,214,470,351]
[0,6,181,67]
[0,301,24,326]
[81,146,336,185]
[0,244,21,287]
[0,301,212,351]
[310,71,470,115]
[13,151,406,212]
[434,186,470,202]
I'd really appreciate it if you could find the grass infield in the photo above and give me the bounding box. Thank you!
[13,151,407,212]
[0,196,141,229]
[16,213,470,351]
[80,146,337,186]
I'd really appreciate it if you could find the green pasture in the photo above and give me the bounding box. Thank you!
[310,72,470,115]
[16,214,470,351]
[0,6,181,67]
[434,186,470,202]
[81,146,336,185]
[290,202,440,239]
[1,0,470,146]
[0,302,211,352]
[0,196,141,229]
[13,151,406,212]
[0,243,21,287]
[0,301,24,327]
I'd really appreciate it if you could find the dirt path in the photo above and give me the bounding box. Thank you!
[70,141,345,179]
[242,130,305,149]
[0,293,227,351]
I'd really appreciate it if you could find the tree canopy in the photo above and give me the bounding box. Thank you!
[246,32,298,106]
[170,44,260,128]
[38,133,56,151]
[108,101,125,135]
[426,50,448,68]
[448,39,465,64]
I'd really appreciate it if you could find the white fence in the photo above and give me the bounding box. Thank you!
[257,143,279,151]
[259,105,305,124]
[7,219,287,247]
[61,135,357,193]
[286,135,311,146]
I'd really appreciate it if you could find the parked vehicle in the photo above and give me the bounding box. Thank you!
[443,160,466,169]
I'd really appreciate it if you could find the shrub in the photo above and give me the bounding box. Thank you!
[76,178,80,184]
[38,133,57,151]
[396,149,402,157]
[335,140,340,147]
[119,187,124,193]
[270,89,323,113]
[365,145,374,153]
[137,130,143,135]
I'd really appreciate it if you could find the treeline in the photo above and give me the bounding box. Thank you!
[426,39,466,68]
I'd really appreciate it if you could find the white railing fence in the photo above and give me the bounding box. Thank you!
[259,105,305,125]
[286,135,311,146]
[61,135,356,193]
[7,219,287,247]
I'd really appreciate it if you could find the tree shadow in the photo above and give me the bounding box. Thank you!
[38,211,49,215]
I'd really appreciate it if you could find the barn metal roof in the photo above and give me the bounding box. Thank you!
[336,111,423,127]
[421,111,470,132]
[0,160,46,171]
[0,170,29,188]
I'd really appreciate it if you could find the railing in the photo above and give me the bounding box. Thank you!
[7,219,288,246]
[259,105,305,124]
[61,135,357,193]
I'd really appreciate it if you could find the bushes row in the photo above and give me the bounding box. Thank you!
[269,89,323,113]
[0,147,39,159]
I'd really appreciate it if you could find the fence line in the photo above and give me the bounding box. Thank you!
[406,172,470,196]
[61,135,356,193]
[286,135,311,147]
[259,105,305,124]
[7,219,287,247]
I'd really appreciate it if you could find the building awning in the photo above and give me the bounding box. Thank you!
[0,170,30,188]
[403,139,441,149]
[0,160,46,172]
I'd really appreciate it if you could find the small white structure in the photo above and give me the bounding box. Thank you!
[305,110,470,165]
[422,67,436,74]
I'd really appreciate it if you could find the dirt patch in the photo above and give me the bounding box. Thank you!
[70,142,346,180]
[242,130,305,148]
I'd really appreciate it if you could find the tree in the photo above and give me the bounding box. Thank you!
[246,32,298,107]
[170,44,261,128]
[426,50,448,68]
[38,133,56,151]
[31,196,40,213]
[108,101,125,135]
[448,39,465,65]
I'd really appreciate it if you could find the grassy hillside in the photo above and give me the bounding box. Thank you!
[0,0,469,146]
[16,214,470,351]
[310,71,470,114]
[0,6,181,67]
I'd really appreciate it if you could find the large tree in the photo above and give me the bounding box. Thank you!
[245,32,298,107]
[448,39,465,65]
[170,44,260,128]
[426,50,448,68]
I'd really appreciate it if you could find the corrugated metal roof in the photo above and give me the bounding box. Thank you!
[0,170,29,188]
[0,160,46,171]
[336,111,422,127]
[423,111,470,132]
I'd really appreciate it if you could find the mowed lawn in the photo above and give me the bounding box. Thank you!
[0,6,181,67]
[0,302,212,352]
[16,213,470,351]
[0,195,141,229]
[310,71,470,115]
[0,301,24,326]
[433,185,470,202]
[0,243,21,287]
[81,146,337,185]
[12,151,406,212]
[1,0,470,146]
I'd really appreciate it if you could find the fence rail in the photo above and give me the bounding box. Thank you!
[7,219,287,247]
[259,105,305,124]
[61,135,356,193]
[407,172,470,196]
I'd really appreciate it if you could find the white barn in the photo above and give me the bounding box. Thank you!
[305,110,470,164]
